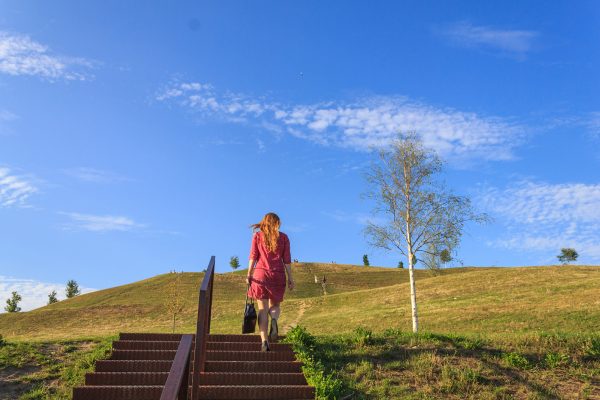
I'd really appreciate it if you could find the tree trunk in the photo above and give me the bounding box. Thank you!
[407,250,419,333]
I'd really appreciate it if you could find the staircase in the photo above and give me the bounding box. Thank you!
[72,257,315,400]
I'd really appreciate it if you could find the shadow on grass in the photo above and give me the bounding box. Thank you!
[311,332,579,399]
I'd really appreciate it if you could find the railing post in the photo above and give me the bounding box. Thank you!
[191,256,215,400]
[160,334,193,400]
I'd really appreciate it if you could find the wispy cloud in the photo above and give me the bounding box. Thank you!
[63,167,129,183]
[0,275,96,312]
[61,212,143,232]
[322,210,383,226]
[256,138,266,153]
[480,181,600,262]
[441,22,539,58]
[156,82,525,162]
[0,31,93,80]
[0,109,18,135]
[0,110,17,122]
[0,167,37,207]
[586,112,600,137]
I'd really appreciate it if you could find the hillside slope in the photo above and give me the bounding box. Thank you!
[1,263,598,341]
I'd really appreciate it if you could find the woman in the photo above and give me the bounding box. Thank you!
[246,212,295,352]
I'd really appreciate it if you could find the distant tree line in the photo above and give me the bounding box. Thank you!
[3,279,81,313]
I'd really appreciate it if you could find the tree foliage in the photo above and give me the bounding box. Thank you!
[4,291,22,312]
[557,248,578,264]
[65,280,81,298]
[362,254,370,266]
[230,256,240,270]
[47,290,58,305]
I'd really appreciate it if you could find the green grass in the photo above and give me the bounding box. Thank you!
[1,264,599,341]
[1,262,599,399]
[306,328,600,399]
[0,336,114,399]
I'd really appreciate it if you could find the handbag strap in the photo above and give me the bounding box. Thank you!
[245,283,254,306]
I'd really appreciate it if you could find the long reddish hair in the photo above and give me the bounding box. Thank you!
[250,212,281,254]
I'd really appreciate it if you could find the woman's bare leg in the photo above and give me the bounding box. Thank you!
[256,299,270,342]
[268,300,281,320]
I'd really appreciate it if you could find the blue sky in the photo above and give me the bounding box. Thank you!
[1,1,599,311]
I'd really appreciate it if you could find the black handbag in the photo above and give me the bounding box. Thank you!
[242,284,257,334]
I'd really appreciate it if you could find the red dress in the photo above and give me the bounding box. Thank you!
[248,231,291,302]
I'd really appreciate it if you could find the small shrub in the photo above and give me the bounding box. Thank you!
[585,336,600,358]
[352,327,373,346]
[440,364,480,394]
[502,352,530,369]
[457,336,486,350]
[283,326,346,400]
[544,352,569,369]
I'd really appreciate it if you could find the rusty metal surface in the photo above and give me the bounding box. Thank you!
[192,256,215,400]
[95,360,173,372]
[160,334,193,400]
[196,385,316,399]
[198,372,307,386]
[73,385,164,400]
[204,361,304,373]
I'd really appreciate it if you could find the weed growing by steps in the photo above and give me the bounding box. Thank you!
[284,326,348,399]
[1,336,115,399]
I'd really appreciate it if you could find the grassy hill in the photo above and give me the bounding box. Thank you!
[1,263,598,341]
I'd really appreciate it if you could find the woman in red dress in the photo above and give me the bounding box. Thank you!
[246,212,295,351]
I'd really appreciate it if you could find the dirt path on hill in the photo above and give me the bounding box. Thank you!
[283,300,308,333]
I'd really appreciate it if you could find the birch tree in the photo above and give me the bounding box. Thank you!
[363,132,488,333]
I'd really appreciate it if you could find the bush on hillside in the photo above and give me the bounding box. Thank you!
[352,327,374,347]
[502,352,530,369]
[557,248,578,264]
[65,280,81,298]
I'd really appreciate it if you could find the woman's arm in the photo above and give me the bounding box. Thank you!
[284,263,294,290]
[246,259,256,286]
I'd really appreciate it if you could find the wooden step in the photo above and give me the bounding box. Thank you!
[206,350,296,362]
[113,340,180,350]
[207,342,292,352]
[195,384,315,399]
[199,372,307,386]
[205,361,304,373]
[111,349,177,360]
[85,372,168,386]
[119,333,188,341]
[95,360,173,372]
[117,333,285,343]
[72,385,163,400]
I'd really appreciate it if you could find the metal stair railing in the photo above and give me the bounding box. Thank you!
[159,334,193,400]
[191,255,215,400]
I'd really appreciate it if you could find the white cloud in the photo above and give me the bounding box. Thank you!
[0,110,17,122]
[0,167,37,207]
[586,112,600,137]
[441,22,539,57]
[256,138,266,152]
[322,210,383,226]
[61,212,143,232]
[480,181,600,261]
[63,167,128,183]
[0,275,97,312]
[0,110,18,136]
[0,31,93,80]
[156,82,525,162]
